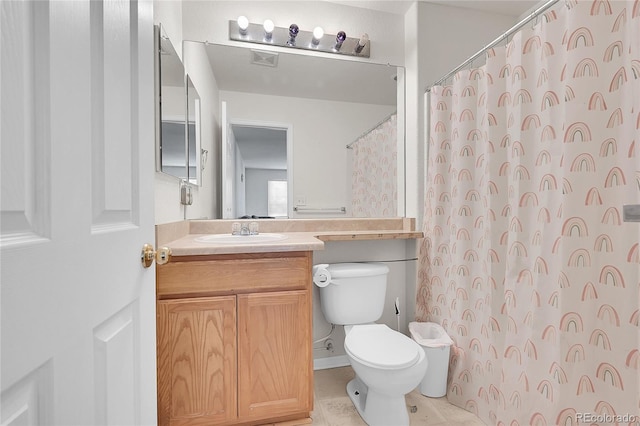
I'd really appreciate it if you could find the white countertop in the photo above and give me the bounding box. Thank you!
[156,218,423,256]
[164,232,325,256]
[163,230,423,256]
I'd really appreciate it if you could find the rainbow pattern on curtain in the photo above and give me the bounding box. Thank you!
[351,113,398,217]
[418,1,640,424]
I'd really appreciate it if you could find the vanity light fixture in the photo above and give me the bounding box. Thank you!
[311,26,324,46]
[228,19,370,58]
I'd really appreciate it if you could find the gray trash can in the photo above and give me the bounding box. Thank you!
[409,321,453,397]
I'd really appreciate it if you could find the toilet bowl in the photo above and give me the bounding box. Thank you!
[344,324,428,426]
[313,263,428,425]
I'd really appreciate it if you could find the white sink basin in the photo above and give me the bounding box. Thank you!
[195,233,288,244]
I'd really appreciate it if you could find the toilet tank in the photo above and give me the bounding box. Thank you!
[315,263,389,325]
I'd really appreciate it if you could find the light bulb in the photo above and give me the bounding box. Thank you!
[263,19,274,41]
[355,33,369,53]
[263,19,274,34]
[287,24,299,46]
[312,26,324,41]
[334,30,346,51]
[289,24,299,37]
[237,15,249,35]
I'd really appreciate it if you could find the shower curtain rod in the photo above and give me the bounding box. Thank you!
[346,111,397,149]
[425,0,560,92]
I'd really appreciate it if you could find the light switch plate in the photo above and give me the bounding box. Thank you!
[623,204,640,222]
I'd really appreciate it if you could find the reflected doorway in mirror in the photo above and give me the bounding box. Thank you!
[221,101,293,219]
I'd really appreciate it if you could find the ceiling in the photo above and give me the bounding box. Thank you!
[326,0,540,17]
[232,125,288,170]
[204,43,399,106]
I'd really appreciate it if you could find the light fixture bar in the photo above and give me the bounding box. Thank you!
[229,20,370,58]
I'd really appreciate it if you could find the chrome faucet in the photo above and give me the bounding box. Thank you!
[231,222,259,236]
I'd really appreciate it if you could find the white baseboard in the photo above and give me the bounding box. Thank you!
[314,355,350,370]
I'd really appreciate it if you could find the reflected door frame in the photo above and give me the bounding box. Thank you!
[221,102,293,219]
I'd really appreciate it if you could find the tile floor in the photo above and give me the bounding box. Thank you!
[311,366,486,426]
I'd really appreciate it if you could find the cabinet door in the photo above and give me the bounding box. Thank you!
[157,297,237,426]
[237,290,313,422]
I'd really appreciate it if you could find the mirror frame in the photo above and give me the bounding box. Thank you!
[155,24,189,182]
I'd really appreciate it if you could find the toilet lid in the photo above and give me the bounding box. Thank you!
[345,324,421,370]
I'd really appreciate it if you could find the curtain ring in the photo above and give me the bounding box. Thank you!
[503,31,511,45]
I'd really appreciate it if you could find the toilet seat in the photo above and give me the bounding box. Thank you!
[345,324,421,370]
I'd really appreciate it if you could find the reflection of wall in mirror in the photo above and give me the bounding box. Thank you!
[186,78,201,186]
[181,41,219,220]
[187,121,197,184]
[161,121,186,179]
[234,143,245,217]
[245,169,287,217]
[221,91,395,217]
[161,85,187,179]
[187,95,200,185]
[162,85,184,117]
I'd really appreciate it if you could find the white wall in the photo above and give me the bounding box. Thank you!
[182,1,404,66]
[222,90,394,217]
[404,2,519,225]
[245,168,287,216]
[312,241,417,363]
[154,1,182,58]
[182,41,220,220]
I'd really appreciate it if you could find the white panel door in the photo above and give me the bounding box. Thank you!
[0,1,156,425]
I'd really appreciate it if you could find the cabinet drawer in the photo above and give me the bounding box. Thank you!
[157,252,311,298]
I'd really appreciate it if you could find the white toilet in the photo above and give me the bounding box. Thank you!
[313,263,428,426]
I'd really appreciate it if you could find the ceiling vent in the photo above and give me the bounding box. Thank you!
[250,49,279,67]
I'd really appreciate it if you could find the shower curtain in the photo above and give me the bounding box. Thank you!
[351,113,397,217]
[418,1,640,425]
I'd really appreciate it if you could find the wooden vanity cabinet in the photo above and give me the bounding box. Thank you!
[156,251,313,426]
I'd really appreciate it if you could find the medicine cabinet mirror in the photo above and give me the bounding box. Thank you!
[156,24,191,182]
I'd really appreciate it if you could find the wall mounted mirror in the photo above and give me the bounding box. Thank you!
[155,24,188,181]
[187,76,202,185]
[186,40,404,218]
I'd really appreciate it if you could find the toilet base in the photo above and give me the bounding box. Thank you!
[346,376,410,426]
